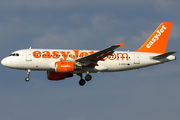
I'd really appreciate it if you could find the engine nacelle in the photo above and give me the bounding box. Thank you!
[55,62,82,73]
[47,71,66,81]
[47,71,73,81]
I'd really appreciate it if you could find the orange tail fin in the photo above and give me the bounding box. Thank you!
[134,22,172,54]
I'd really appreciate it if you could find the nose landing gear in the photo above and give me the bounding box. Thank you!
[25,69,31,82]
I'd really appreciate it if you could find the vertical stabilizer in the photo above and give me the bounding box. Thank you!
[134,22,172,54]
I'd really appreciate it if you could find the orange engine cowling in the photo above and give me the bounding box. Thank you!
[55,62,82,73]
[47,71,73,81]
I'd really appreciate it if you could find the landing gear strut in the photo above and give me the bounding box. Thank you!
[25,69,31,82]
[77,73,86,86]
[77,73,92,86]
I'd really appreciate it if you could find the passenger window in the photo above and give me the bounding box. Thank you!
[9,53,19,56]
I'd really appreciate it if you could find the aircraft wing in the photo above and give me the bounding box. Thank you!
[75,42,125,66]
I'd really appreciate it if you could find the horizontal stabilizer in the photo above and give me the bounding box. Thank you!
[151,51,177,59]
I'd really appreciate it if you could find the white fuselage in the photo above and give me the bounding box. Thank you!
[1,49,176,73]
[1,22,176,86]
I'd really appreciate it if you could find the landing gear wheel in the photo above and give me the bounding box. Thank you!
[85,74,92,81]
[25,77,30,82]
[79,79,86,86]
[25,69,31,82]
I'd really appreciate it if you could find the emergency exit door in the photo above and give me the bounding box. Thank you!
[26,50,32,61]
[134,53,140,64]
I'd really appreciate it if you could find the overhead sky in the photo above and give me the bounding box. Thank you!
[0,0,180,120]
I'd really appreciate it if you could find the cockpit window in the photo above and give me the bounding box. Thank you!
[9,53,19,56]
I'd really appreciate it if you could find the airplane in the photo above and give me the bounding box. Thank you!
[1,22,177,86]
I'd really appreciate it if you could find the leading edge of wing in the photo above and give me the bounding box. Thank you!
[75,42,125,64]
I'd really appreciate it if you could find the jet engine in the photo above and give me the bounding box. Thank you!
[55,62,82,73]
[47,71,73,81]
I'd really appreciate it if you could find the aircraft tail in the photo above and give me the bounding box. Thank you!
[134,22,172,54]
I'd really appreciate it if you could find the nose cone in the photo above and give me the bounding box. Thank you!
[1,58,7,67]
[1,57,14,68]
[1,57,19,69]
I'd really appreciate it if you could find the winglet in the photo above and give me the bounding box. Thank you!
[119,42,125,48]
[134,22,172,54]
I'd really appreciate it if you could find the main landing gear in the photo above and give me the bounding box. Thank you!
[77,73,92,86]
[25,69,31,82]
